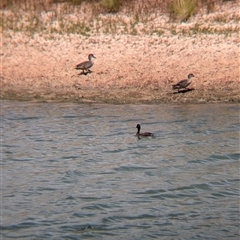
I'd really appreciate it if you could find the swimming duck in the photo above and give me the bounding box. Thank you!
[75,54,96,74]
[172,73,195,92]
[136,124,154,137]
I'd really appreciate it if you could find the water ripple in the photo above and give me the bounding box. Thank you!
[2,102,239,239]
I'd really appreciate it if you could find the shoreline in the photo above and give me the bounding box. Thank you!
[1,85,239,104]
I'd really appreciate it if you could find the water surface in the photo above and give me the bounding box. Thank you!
[1,102,239,239]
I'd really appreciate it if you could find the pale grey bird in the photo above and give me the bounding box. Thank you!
[172,73,195,92]
[75,54,96,74]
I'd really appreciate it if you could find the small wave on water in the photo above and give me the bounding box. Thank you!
[1,102,240,239]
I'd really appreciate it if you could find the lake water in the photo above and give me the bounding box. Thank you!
[1,101,239,239]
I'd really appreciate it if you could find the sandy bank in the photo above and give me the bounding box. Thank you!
[1,0,240,104]
[2,31,239,104]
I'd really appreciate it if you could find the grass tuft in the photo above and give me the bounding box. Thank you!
[169,0,197,22]
[100,0,121,13]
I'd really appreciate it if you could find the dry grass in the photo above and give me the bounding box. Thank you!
[1,0,239,37]
[169,0,198,21]
[100,0,121,12]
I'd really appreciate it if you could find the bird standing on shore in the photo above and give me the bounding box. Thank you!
[75,54,96,75]
[172,73,195,92]
[136,124,154,138]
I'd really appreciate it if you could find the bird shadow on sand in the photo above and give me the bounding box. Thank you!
[173,88,195,94]
[77,70,93,76]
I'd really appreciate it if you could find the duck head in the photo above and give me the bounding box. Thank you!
[188,73,195,79]
[88,54,96,60]
[136,124,141,130]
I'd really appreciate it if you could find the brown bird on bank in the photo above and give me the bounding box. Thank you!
[172,73,195,92]
[75,54,96,74]
[136,124,154,137]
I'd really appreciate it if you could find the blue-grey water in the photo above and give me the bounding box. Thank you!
[1,101,239,239]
